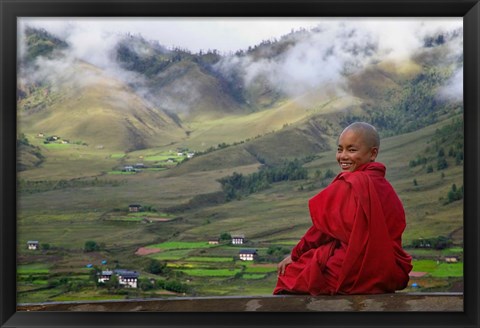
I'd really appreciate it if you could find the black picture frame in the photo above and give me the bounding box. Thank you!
[1,0,479,327]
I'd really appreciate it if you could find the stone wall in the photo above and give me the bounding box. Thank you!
[17,292,463,312]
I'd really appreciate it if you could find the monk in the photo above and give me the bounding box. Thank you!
[273,122,412,295]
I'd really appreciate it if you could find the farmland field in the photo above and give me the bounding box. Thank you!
[16,116,464,303]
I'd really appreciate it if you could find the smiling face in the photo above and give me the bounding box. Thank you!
[336,127,379,172]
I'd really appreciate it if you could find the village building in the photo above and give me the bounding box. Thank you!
[416,239,432,248]
[46,135,59,142]
[239,249,257,261]
[208,239,219,245]
[123,165,136,172]
[98,269,139,288]
[98,270,113,284]
[129,204,142,212]
[115,269,139,288]
[27,240,39,250]
[444,256,460,263]
[232,235,245,245]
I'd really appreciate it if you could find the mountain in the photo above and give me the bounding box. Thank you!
[18,59,187,151]
[17,25,462,160]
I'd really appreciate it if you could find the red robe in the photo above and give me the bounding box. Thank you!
[274,162,412,295]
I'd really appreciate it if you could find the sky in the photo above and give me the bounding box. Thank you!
[19,17,462,54]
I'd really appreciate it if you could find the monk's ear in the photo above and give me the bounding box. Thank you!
[370,147,379,161]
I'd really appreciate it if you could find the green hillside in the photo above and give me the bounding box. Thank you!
[17,60,187,152]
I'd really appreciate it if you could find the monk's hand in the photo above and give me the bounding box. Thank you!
[277,255,293,276]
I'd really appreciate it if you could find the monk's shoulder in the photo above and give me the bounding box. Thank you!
[336,171,368,187]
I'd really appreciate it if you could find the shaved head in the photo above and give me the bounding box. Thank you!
[340,122,380,149]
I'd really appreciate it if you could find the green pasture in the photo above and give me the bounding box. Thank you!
[270,240,299,246]
[179,268,242,277]
[145,155,184,162]
[407,247,463,257]
[110,153,126,159]
[17,287,65,304]
[17,263,51,274]
[149,249,193,260]
[143,167,168,171]
[187,257,234,262]
[431,263,463,277]
[128,211,173,218]
[190,274,277,296]
[105,216,146,222]
[166,262,197,268]
[412,259,463,277]
[243,265,277,274]
[17,213,167,249]
[146,241,217,250]
[243,274,267,280]
[42,143,72,149]
[52,292,126,302]
[107,171,137,175]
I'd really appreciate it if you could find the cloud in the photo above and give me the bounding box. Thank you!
[213,19,463,101]
[438,68,463,102]
[18,17,463,110]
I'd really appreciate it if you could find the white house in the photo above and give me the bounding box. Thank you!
[98,269,139,288]
[444,256,460,263]
[232,235,245,245]
[115,269,139,288]
[123,165,136,172]
[98,270,113,284]
[239,249,257,261]
[129,204,142,212]
[27,241,39,250]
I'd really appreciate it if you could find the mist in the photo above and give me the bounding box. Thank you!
[18,17,463,113]
[214,19,463,102]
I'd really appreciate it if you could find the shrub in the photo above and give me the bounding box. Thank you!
[84,240,100,252]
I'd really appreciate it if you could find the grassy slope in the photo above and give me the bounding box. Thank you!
[18,61,186,152]
[18,114,463,252]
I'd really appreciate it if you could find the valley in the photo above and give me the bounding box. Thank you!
[17,114,464,303]
[16,23,464,303]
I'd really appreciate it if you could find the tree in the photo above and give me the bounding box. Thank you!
[432,236,451,250]
[219,232,232,242]
[324,169,336,179]
[139,278,155,291]
[84,240,100,252]
[147,259,167,275]
[446,184,463,204]
[426,165,434,173]
[437,157,448,170]
[105,274,119,290]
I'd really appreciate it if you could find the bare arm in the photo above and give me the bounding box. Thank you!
[277,255,293,276]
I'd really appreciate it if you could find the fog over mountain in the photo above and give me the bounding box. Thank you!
[17,17,463,153]
[19,18,463,108]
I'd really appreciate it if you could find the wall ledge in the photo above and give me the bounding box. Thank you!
[17,292,463,312]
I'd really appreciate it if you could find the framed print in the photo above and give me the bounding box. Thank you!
[1,0,479,327]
